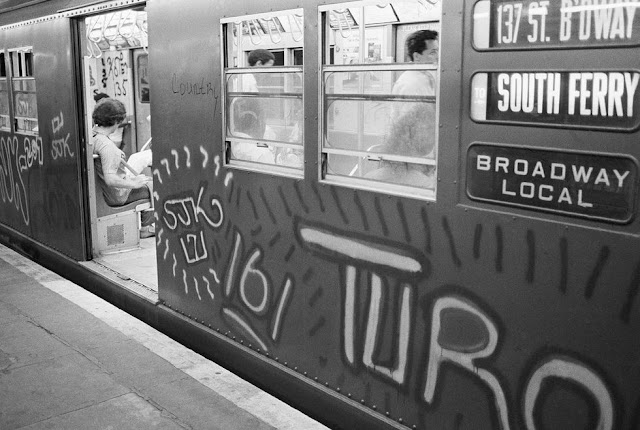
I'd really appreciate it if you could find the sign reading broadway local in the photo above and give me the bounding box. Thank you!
[471,71,640,130]
[467,144,638,223]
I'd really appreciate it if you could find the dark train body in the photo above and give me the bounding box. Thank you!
[0,1,638,429]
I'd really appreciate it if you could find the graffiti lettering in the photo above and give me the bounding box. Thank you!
[22,136,43,168]
[50,111,74,160]
[296,218,615,429]
[424,296,509,429]
[297,219,426,386]
[524,355,614,430]
[171,74,215,97]
[51,134,73,160]
[239,248,271,316]
[222,231,295,351]
[0,136,29,225]
[180,231,208,264]
[51,111,64,134]
[15,97,36,117]
[101,52,129,96]
[163,186,223,231]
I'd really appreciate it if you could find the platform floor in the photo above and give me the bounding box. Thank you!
[0,244,328,430]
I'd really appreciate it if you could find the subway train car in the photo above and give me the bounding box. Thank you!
[0,0,639,429]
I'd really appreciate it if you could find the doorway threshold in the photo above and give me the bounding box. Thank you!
[79,237,158,303]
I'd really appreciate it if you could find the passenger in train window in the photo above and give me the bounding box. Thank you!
[393,30,438,97]
[389,29,438,161]
[232,49,280,165]
[241,49,275,92]
[231,110,276,164]
[91,98,155,237]
[236,49,275,138]
[364,108,435,188]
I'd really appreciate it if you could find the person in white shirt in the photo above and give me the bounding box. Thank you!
[91,98,155,237]
[392,30,439,98]
[240,49,275,92]
[391,29,438,159]
[365,30,439,188]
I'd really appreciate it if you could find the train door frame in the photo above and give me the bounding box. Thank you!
[72,3,151,259]
[132,48,150,149]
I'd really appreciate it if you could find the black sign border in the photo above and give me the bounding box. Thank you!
[465,142,639,224]
[471,0,640,52]
[470,69,640,132]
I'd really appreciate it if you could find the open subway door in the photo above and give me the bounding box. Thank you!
[79,6,152,257]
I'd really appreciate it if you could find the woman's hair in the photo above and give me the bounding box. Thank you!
[386,104,436,157]
[248,49,275,66]
[92,98,126,127]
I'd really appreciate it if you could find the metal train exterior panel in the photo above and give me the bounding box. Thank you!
[0,0,639,429]
[0,15,86,260]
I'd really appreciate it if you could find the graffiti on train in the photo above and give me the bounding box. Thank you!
[154,145,624,429]
[0,110,76,225]
[171,74,215,98]
[100,51,129,98]
[50,111,74,160]
[221,230,294,350]
[156,145,294,350]
[156,146,224,301]
[0,135,30,225]
[294,217,616,430]
[169,72,220,117]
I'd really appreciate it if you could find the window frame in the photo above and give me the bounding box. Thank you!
[318,1,440,200]
[220,9,305,178]
[8,46,38,136]
[0,51,10,132]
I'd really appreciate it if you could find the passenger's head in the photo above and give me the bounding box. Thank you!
[386,104,436,157]
[405,30,439,64]
[248,49,275,67]
[237,110,263,137]
[92,98,127,127]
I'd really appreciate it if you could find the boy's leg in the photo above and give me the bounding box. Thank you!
[125,149,154,208]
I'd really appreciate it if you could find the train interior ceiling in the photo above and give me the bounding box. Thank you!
[79,2,441,301]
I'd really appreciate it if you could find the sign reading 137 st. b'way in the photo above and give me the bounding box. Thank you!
[473,0,640,49]
[467,144,638,223]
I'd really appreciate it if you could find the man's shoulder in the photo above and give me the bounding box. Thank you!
[393,70,435,95]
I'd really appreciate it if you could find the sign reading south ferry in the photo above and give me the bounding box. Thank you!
[471,71,640,130]
[473,0,640,49]
[467,144,638,223]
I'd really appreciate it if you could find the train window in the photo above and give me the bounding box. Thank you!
[320,1,441,199]
[221,10,304,174]
[9,48,38,135]
[0,53,9,131]
[137,53,149,103]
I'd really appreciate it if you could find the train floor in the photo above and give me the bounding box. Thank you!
[0,243,328,430]
[93,235,159,293]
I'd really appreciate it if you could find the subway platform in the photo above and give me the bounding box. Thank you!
[0,244,329,430]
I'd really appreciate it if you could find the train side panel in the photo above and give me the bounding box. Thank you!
[149,0,640,429]
[0,17,86,260]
